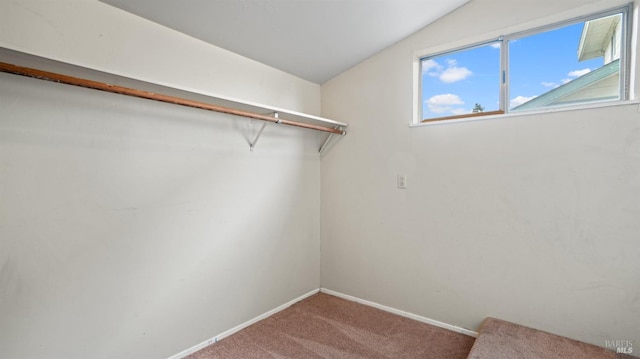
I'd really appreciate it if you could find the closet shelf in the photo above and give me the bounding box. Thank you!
[0,48,347,153]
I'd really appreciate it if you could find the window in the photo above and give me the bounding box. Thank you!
[421,41,503,121]
[418,5,631,123]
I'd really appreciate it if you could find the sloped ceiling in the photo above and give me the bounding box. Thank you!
[100,0,470,84]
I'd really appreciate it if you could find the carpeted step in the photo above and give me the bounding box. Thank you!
[467,317,636,359]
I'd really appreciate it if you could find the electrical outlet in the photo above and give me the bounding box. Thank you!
[397,174,407,189]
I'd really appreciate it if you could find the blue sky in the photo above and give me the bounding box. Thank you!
[421,20,606,119]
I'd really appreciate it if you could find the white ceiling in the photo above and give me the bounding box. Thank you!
[100,0,470,84]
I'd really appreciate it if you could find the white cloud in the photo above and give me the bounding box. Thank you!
[427,94,464,105]
[568,68,591,77]
[510,95,536,108]
[490,43,501,49]
[422,59,441,74]
[541,82,557,88]
[423,58,472,83]
[440,66,472,83]
[426,94,464,114]
[562,78,572,84]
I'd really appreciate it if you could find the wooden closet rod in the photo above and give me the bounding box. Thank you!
[0,61,346,135]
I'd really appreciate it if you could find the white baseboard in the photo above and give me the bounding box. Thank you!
[169,287,477,358]
[168,288,320,359]
[320,288,478,338]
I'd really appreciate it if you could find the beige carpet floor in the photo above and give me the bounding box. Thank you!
[467,317,637,359]
[187,292,475,358]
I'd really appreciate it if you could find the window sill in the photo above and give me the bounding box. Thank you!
[421,110,505,123]
[410,99,640,128]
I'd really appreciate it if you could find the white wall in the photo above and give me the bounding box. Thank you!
[321,0,640,350]
[0,1,322,358]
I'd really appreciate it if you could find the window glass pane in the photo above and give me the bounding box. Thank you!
[509,13,623,111]
[421,42,501,121]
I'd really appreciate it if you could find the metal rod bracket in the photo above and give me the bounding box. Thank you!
[249,122,268,152]
[249,112,279,151]
[319,126,344,154]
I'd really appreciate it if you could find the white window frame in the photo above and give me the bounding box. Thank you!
[413,4,634,125]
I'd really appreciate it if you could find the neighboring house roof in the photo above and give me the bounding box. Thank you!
[512,59,620,111]
[578,15,620,61]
